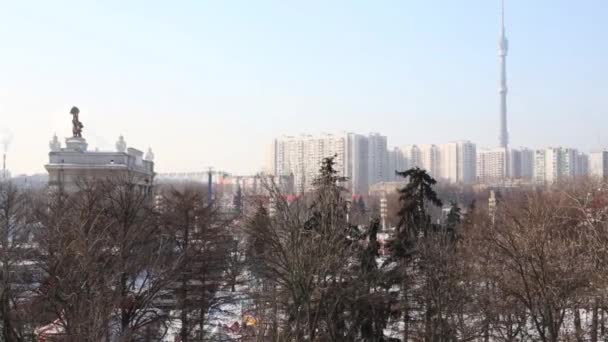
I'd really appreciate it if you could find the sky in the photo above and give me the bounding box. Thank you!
[1,0,607,175]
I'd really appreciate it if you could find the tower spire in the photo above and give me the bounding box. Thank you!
[501,0,505,31]
[498,0,509,148]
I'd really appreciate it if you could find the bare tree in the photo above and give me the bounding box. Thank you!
[101,177,175,342]
[245,156,386,341]
[0,181,37,341]
[470,190,597,342]
[18,166,608,341]
[460,200,529,342]
[159,183,234,342]
[35,180,117,342]
[560,178,608,342]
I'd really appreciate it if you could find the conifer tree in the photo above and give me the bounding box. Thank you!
[445,201,461,240]
[356,218,392,341]
[386,167,442,341]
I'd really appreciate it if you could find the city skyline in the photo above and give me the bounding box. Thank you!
[269,132,600,195]
[1,0,608,175]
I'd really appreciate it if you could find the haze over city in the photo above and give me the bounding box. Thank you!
[5,1,608,340]
[1,0,607,175]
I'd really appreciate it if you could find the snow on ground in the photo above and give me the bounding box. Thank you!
[162,290,250,341]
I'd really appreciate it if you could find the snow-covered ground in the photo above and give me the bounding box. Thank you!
[162,290,251,341]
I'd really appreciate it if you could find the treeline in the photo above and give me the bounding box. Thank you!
[0,179,241,341]
[244,157,608,341]
[1,157,608,341]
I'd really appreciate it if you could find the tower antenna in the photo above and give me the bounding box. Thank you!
[501,0,505,31]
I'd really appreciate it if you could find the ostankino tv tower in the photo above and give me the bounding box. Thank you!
[498,0,509,148]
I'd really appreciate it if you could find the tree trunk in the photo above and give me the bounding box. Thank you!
[180,283,188,342]
[574,307,583,342]
[600,307,605,339]
[424,298,432,342]
[591,299,599,342]
[120,272,130,342]
[180,216,190,342]
[198,309,206,341]
[2,289,17,342]
[402,294,409,342]
[199,271,207,342]
[401,270,410,342]
[272,285,279,341]
[483,283,490,342]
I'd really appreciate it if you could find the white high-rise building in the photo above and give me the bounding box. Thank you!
[387,147,407,181]
[439,140,476,184]
[560,148,578,179]
[458,140,477,184]
[534,147,584,184]
[282,134,341,192]
[534,149,547,184]
[272,135,305,192]
[508,148,522,179]
[476,147,534,183]
[272,133,371,195]
[368,133,388,186]
[402,145,422,169]
[545,148,567,184]
[420,144,441,179]
[576,152,589,177]
[346,133,370,195]
[477,147,509,183]
[399,144,439,179]
[440,143,458,182]
[520,148,535,180]
[590,150,608,179]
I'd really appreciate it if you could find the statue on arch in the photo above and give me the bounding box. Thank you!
[70,106,84,138]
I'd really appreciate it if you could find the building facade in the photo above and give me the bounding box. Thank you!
[519,148,535,180]
[419,144,441,179]
[476,147,535,183]
[271,133,370,195]
[46,133,155,193]
[387,147,407,181]
[477,147,509,184]
[401,145,422,169]
[533,147,587,184]
[368,133,388,187]
[346,133,370,195]
[439,141,476,184]
[589,150,608,179]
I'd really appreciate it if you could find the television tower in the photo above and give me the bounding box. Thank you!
[498,0,509,148]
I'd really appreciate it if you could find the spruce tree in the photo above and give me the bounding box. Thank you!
[388,167,442,260]
[357,218,392,341]
[445,201,461,240]
[386,167,442,341]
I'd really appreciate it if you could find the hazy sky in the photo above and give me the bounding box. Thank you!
[1,0,607,175]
